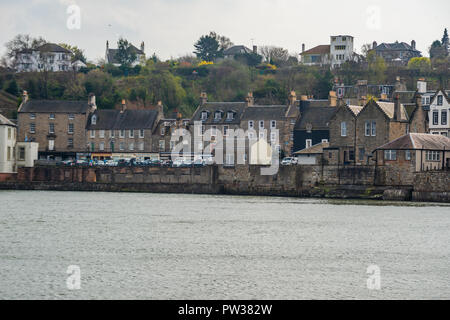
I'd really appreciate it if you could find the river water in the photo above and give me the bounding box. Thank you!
[0,190,449,300]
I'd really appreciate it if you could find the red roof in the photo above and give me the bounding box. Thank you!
[301,45,330,55]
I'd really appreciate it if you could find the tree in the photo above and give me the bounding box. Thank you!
[408,57,431,72]
[59,43,87,63]
[361,43,373,58]
[5,79,19,96]
[442,28,449,45]
[259,46,289,66]
[234,52,262,67]
[193,32,223,62]
[367,50,386,83]
[115,38,137,71]
[2,34,46,68]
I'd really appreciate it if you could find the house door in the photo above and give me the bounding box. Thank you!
[48,139,55,151]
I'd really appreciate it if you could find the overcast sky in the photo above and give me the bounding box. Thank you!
[0,0,448,62]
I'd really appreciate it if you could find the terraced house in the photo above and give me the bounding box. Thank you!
[17,92,95,160]
[326,94,427,165]
[428,89,450,137]
[85,101,163,160]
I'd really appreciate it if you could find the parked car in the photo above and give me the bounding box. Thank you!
[172,159,185,168]
[281,157,298,166]
[162,160,173,167]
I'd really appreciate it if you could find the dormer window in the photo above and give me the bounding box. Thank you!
[201,111,208,121]
[214,111,222,121]
[270,120,276,129]
[437,95,443,106]
[259,120,264,129]
[91,115,97,125]
[227,111,234,121]
[248,120,254,129]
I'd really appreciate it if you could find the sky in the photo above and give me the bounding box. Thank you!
[0,0,448,62]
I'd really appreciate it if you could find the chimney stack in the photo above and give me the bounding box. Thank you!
[329,91,337,107]
[289,91,297,106]
[246,92,254,106]
[253,45,257,54]
[411,40,416,50]
[121,99,126,113]
[106,40,109,50]
[157,100,164,115]
[302,43,305,53]
[372,41,377,49]
[200,92,207,105]
[88,93,96,112]
[141,41,145,52]
[22,90,29,103]
[393,93,401,121]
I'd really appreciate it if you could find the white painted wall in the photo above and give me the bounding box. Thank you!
[330,35,354,69]
[428,90,450,137]
[0,125,17,173]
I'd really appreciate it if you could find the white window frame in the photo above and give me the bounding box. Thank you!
[99,130,105,138]
[270,120,276,129]
[341,122,347,137]
[68,123,74,134]
[99,142,105,151]
[259,120,264,129]
[139,129,145,138]
[120,130,125,138]
[248,121,254,129]
[129,130,134,138]
[306,139,312,148]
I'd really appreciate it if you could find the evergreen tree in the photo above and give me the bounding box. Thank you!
[5,79,19,96]
[442,28,449,45]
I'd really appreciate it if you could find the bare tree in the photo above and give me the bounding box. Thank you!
[259,46,289,65]
[2,34,46,69]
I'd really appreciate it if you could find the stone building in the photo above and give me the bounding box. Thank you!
[374,133,450,171]
[85,101,163,159]
[105,41,146,67]
[326,95,428,165]
[17,92,95,160]
[240,91,300,162]
[15,43,74,73]
[372,40,421,65]
[152,114,190,160]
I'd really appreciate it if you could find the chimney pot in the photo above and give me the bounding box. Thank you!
[253,45,257,54]
[200,92,207,105]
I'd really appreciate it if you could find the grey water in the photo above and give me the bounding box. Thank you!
[0,190,449,300]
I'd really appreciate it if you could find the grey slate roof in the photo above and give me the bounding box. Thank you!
[19,100,90,113]
[86,109,159,130]
[241,105,288,121]
[375,42,421,53]
[376,133,450,150]
[191,102,246,125]
[18,43,71,54]
[223,45,252,56]
[295,106,336,130]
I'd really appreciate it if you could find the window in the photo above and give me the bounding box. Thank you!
[365,121,371,136]
[201,111,208,121]
[442,111,447,125]
[110,130,115,138]
[68,138,74,148]
[306,139,312,148]
[437,95,443,106]
[139,142,144,151]
[99,130,105,138]
[348,150,355,161]
[359,148,365,161]
[433,111,439,125]
[30,113,36,120]
[90,130,95,138]
[248,132,255,140]
[248,121,254,129]
[341,122,347,136]
[7,147,11,161]
[384,150,397,161]
[214,111,222,120]
[160,127,165,135]
[270,132,277,142]
[259,131,265,140]
[49,114,55,120]
[322,139,329,143]
[223,125,229,136]
[68,114,75,120]
[159,140,165,151]
[30,123,35,133]
[211,126,217,136]
[227,111,234,121]
[225,154,234,166]
[426,151,440,162]
[49,123,55,134]
[271,120,276,129]
[139,129,145,138]
[68,123,74,134]
[129,130,134,138]
[19,147,25,161]
[119,142,125,151]
[99,142,105,151]
[405,150,411,161]
[120,130,125,138]
[365,121,377,136]
[129,143,134,151]
[259,120,264,129]
[8,128,11,139]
